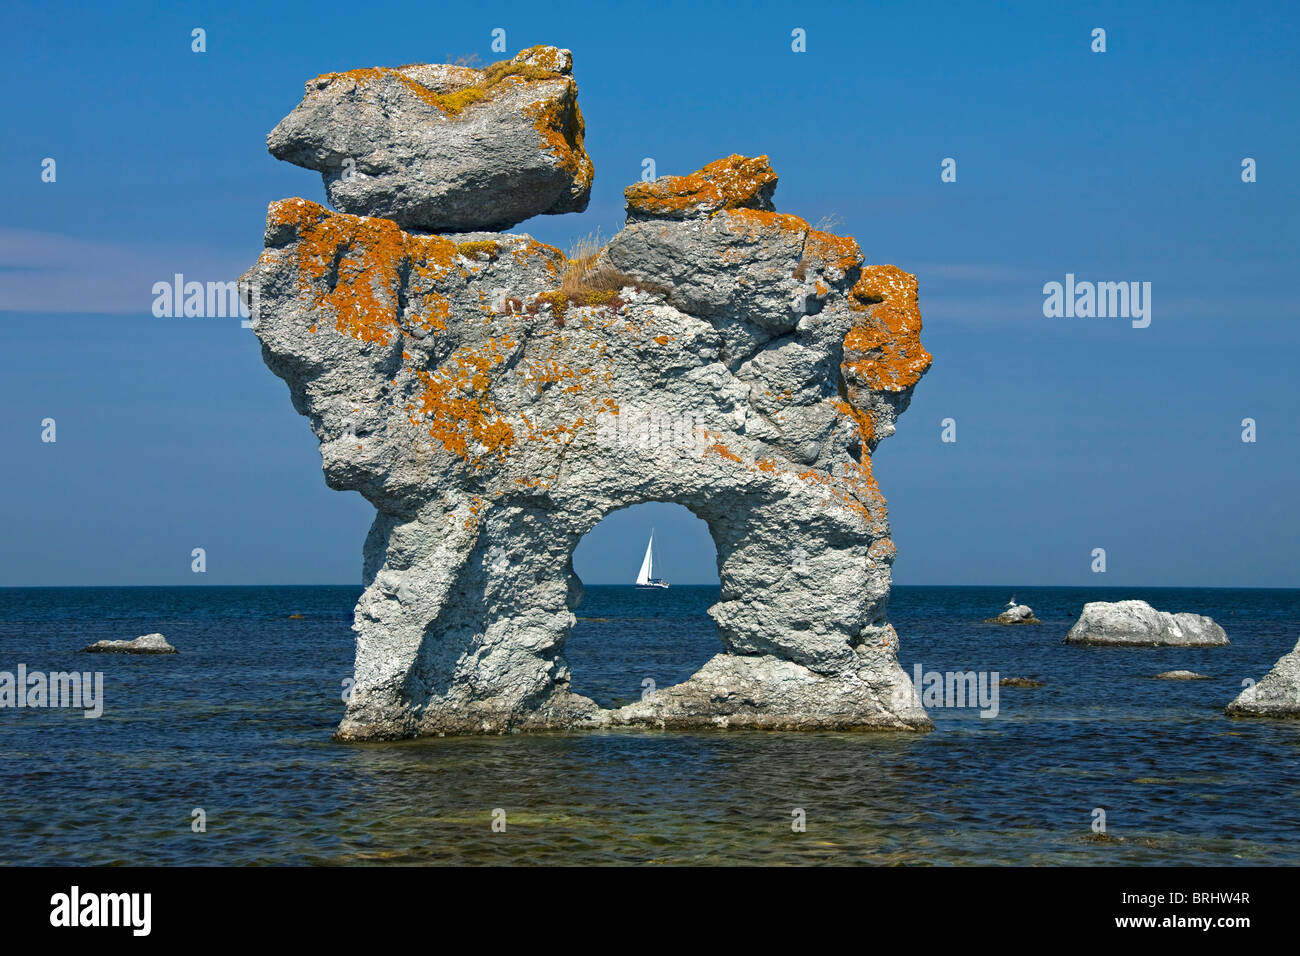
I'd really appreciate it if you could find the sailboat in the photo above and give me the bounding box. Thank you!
[634,530,670,589]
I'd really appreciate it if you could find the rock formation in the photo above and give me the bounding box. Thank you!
[1063,600,1227,647]
[985,604,1039,625]
[243,46,934,739]
[83,634,177,655]
[1153,670,1210,681]
[267,47,591,232]
[1227,637,1300,717]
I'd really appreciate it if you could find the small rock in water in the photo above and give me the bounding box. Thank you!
[1227,636,1300,717]
[985,604,1040,625]
[1063,600,1227,647]
[999,677,1044,688]
[82,633,177,655]
[1153,670,1210,680]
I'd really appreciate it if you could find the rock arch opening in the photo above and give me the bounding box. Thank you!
[566,502,722,708]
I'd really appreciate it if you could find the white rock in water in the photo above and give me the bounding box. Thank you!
[1063,600,1227,647]
[1153,670,1210,680]
[985,604,1039,625]
[1227,637,1300,717]
[82,633,177,655]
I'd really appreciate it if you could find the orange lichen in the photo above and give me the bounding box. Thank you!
[310,49,568,119]
[509,45,572,74]
[457,240,501,261]
[831,397,876,448]
[524,89,593,190]
[268,198,458,345]
[511,239,564,275]
[722,208,809,241]
[843,265,932,393]
[705,442,742,463]
[802,229,863,279]
[407,335,518,468]
[625,154,777,217]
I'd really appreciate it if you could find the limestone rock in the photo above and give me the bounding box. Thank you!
[1063,600,1227,647]
[83,633,176,655]
[245,138,931,738]
[1153,670,1210,680]
[266,46,592,232]
[986,604,1039,625]
[1227,637,1300,717]
[623,154,777,221]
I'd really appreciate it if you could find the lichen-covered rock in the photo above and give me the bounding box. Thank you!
[266,46,592,232]
[1227,637,1300,717]
[1063,600,1228,647]
[244,145,932,739]
[83,633,176,655]
[986,604,1039,625]
[623,154,777,221]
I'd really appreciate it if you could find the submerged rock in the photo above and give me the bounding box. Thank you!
[1063,600,1227,647]
[985,604,1040,625]
[1227,637,1300,717]
[1153,670,1210,680]
[267,46,592,232]
[999,677,1044,688]
[83,633,177,655]
[244,60,933,739]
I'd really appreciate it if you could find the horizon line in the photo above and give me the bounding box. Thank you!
[1,582,1297,591]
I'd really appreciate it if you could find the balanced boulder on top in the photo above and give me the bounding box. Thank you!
[267,46,593,232]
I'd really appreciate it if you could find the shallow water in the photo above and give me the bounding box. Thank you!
[1,584,1296,864]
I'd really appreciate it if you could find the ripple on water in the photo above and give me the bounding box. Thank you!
[2,584,1299,864]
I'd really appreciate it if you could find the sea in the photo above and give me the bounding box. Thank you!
[1,584,1297,865]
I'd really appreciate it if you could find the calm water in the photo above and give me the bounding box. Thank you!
[1,584,1297,865]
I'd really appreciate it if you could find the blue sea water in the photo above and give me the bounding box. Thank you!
[0,584,1297,865]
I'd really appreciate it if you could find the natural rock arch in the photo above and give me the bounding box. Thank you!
[565,501,723,703]
[243,46,933,739]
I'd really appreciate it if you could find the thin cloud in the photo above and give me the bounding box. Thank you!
[0,228,256,315]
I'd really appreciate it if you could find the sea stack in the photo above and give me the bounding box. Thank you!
[1063,600,1227,647]
[243,46,933,739]
[1227,637,1300,717]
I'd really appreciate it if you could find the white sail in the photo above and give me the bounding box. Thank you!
[635,533,654,585]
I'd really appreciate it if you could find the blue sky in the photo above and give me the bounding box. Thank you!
[1,0,1297,586]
